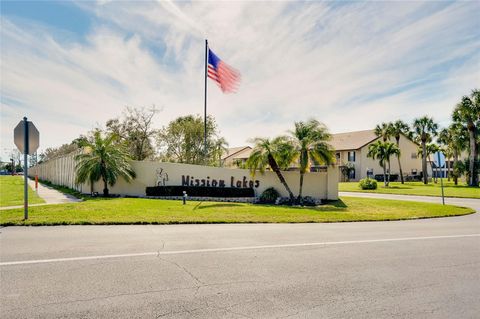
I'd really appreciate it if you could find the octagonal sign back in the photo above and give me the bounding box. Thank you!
[14,120,39,155]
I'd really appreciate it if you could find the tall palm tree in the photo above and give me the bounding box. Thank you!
[288,119,334,202]
[75,131,136,197]
[367,140,400,187]
[452,89,480,186]
[390,120,410,184]
[374,122,392,142]
[412,116,438,184]
[246,137,296,202]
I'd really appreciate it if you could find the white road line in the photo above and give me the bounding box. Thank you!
[1,234,479,266]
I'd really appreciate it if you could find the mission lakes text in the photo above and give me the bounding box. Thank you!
[181,175,260,188]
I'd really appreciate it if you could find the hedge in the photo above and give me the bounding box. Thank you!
[146,186,255,197]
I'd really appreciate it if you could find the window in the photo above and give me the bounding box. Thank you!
[349,168,355,180]
[348,151,356,162]
[336,152,340,160]
[411,152,417,159]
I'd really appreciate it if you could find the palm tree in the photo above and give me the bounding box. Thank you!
[389,120,410,184]
[367,140,400,187]
[288,119,334,203]
[419,143,440,183]
[438,128,458,182]
[75,130,136,197]
[452,89,480,186]
[374,122,392,142]
[246,137,295,202]
[412,116,438,184]
[447,123,469,185]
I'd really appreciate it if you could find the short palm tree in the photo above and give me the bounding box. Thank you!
[288,119,334,203]
[418,143,440,183]
[374,122,392,142]
[75,131,136,197]
[452,89,479,186]
[438,128,457,182]
[412,116,438,184]
[390,120,410,184]
[446,123,468,185]
[367,140,400,187]
[246,137,295,202]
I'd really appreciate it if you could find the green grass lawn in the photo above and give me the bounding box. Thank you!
[340,180,480,199]
[0,196,473,226]
[0,176,45,207]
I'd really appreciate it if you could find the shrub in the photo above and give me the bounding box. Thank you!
[301,196,321,206]
[359,178,377,190]
[145,186,255,197]
[259,187,280,204]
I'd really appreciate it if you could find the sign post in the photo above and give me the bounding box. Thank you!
[434,151,445,205]
[14,117,40,220]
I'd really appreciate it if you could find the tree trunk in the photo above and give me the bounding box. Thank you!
[382,165,387,187]
[268,154,295,203]
[298,172,304,205]
[396,137,404,184]
[102,177,109,197]
[446,156,450,182]
[422,141,428,184]
[453,151,459,185]
[428,156,436,183]
[468,127,477,186]
[387,161,391,187]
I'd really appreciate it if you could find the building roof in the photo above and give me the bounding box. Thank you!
[221,146,252,160]
[330,129,379,151]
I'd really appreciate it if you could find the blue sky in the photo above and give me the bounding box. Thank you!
[1,0,479,160]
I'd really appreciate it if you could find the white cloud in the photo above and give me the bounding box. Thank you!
[1,1,479,160]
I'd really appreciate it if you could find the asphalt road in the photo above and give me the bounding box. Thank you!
[1,194,479,318]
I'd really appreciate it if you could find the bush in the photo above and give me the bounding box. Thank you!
[259,187,280,204]
[275,197,293,206]
[145,186,255,197]
[301,196,321,206]
[359,178,377,190]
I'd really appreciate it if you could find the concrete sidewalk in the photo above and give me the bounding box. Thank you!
[0,179,81,210]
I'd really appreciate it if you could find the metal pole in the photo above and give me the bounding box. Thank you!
[204,39,208,158]
[438,152,445,205]
[23,116,29,219]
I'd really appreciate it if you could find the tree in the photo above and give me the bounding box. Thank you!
[452,89,479,186]
[367,140,400,187]
[246,137,296,203]
[418,143,440,183]
[374,122,392,142]
[39,143,79,163]
[105,106,160,161]
[412,116,438,184]
[288,119,334,202]
[157,115,228,166]
[340,162,355,182]
[75,130,136,197]
[389,120,410,184]
[446,123,468,185]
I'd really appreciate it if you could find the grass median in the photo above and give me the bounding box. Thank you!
[0,196,474,226]
[0,176,45,207]
[339,180,480,199]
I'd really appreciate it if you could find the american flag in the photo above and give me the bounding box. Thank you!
[207,49,241,93]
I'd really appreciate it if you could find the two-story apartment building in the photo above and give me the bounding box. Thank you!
[330,130,423,182]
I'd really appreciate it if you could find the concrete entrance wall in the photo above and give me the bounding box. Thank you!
[29,154,338,200]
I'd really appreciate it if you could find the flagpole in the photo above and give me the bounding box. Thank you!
[204,39,208,157]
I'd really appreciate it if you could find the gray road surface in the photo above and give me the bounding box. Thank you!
[1,194,479,318]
